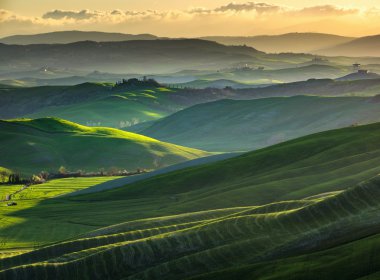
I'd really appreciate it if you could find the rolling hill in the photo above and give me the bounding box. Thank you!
[238,78,380,98]
[138,95,380,151]
[181,64,352,84]
[203,32,354,53]
[0,31,353,54]
[0,117,209,176]
[337,71,380,81]
[175,79,270,89]
[0,83,184,128]
[1,123,380,279]
[3,79,380,130]
[0,39,264,74]
[316,34,380,57]
[0,31,158,45]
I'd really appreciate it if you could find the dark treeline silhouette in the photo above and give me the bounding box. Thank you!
[1,167,148,186]
[113,77,161,89]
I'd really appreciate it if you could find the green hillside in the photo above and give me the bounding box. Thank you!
[0,117,209,176]
[175,79,267,89]
[139,95,380,151]
[3,80,380,131]
[170,64,352,85]
[1,123,380,279]
[0,83,183,128]
[25,87,179,128]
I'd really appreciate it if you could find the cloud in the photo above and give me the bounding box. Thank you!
[214,2,281,13]
[42,9,98,20]
[297,5,358,16]
[0,2,376,37]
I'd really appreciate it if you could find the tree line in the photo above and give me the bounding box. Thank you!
[1,166,148,185]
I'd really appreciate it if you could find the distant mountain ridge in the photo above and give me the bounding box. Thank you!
[202,33,354,53]
[0,39,263,73]
[316,34,380,57]
[0,31,159,45]
[3,31,380,57]
[336,71,380,81]
[0,31,353,54]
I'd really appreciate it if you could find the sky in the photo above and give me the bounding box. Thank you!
[1,0,380,37]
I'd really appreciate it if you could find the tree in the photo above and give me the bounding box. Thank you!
[31,175,44,184]
[0,171,8,183]
[39,171,49,180]
[107,167,119,176]
[8,174,21,184]
[58,166,67,175]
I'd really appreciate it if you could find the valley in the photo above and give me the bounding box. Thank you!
[1,25,380,280]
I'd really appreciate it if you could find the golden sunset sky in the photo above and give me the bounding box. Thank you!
[1,0,380,37]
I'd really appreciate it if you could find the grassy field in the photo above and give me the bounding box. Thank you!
[0,117,210,176]
[3,79,380,131]
[26,87,181,128]
[0,177,119,251]
[0,83,182,129]
[1,123,380,279]
[140,95,380,151]
[194,64,351,83]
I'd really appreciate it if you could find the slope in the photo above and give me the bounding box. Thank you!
[0,83,183,128]
[3,80,380,130]
[1,123,380,251]
[0,39,263,73]
[202,33,354,53]
[0,117,209,175]
[2,123,380,278]
[316,34,380,57]
[0,31,158,45]
[337,71,380,81]
[139,95,380,151]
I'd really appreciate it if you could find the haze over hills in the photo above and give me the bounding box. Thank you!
[202,33,354,53]
[0,31,355,54]
[316,34,380,57]
[139,95,380,151]
[0,31,159,45]
[0,63,354,87]
[2,123,380,279]
[2,79,380,129]
[337,71,380,81]
[0,39,264,74]
[3,23,380,280]
[0,118,209,176]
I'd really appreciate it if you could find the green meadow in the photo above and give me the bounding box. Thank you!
[2,30,380,280]
[0,117,210,176]
[26,87,180,128]
[1,123,380,279]
[0,177,119,251]
[140,95,380,151]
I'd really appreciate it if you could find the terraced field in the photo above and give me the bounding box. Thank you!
[1,123,380,279]
[1,176,380,279]
[0,117,210,176]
